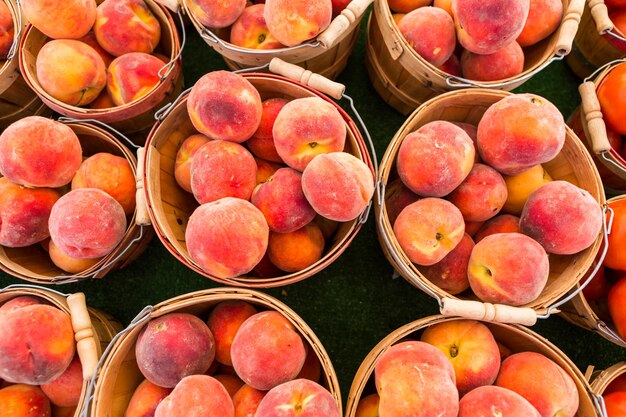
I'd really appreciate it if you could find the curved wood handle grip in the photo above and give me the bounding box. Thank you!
[269,58,345,99]
[67,293,99,380]
[317,0,374,49]
[590,0,614,34]
[555,0,585,55]
[579,81,611,154]
[135,147,151,226]
[440,298,538,326]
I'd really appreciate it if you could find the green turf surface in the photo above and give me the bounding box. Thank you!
[1,11,624,407]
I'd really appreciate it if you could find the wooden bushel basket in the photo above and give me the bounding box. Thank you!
[17,0,184,136]
[182,0,372,80]
[365,0,585,115]
[375,89,606,326]
[139,58,376,288]
[0,284,123,417]
[85,288,342,417]
[587,361,626,416]
[345,315,604,417]
[0,119,154,284]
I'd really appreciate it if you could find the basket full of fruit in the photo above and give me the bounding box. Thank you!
[588,361,626,415]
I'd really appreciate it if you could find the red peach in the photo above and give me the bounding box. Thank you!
[517,0,563,47]
[0,1,14,59]
[125,380,172,417]
[473,214,520,243]
[215,374,245,398]
[246,98,289,163]
[604,391,626,417]
[355,394,379,417]
[384,178,419,227]
[187,0,247,28]
[174,134,210,193]
[89,91,116,109]
[397,7,456,67]
[40,354,83,407]
[421,233,474,295]
[154,375,234,417]
[0,384,51,417]
[254,158,281,185]
[296,346,321,382]
[78,32,114,67]
[49,240,103,274]
[251,252,283,278]
[255,379,340,417]
[21,0,95,39]
[233,384,266,417]
[207,300,258,366]
[107,53,164,106]
[268,223,325,272]
[51,406,75,417]
[230,5,284,49]
[264,0,332,47]
[0,296,45,312]
[312,215,340,240]
[388,0,432,13]
[331,0,350,17]
[439,54,462,76]
[459,385,541,417]
[461,41,525,82]
[464,221,483,237]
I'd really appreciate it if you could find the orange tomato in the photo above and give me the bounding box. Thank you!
[608,276,626,339]
[605,391,626,417]
[598,63,626,135]
[604,199,626,270]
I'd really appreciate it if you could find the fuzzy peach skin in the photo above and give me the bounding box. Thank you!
[398,7,456,67]
[233,384,266,417]
[313,215,339,240]
[396,121,475,197]
[421,319,501,395]
[296,345,321,382]
[273,97,346,172]
[331,0,350,17]
[231,311,306,391]
[185,198,269,278]
[0,1,14,59]
[36,40,107,106]
[215,375,245,398]
[355,393,379,417]
[468,232,549,305]
[0,304,75,385]
[459,385,541,417]
[263,0,332,47]
[231,5,284,49]
[520,181,602,255]
[268,223,325,272]
[388,0,432,13]
[421,232,474,295]
[107,52,164,106]
[48,188,127,259]
[174,134,210,193]
[187,0,246,28]
[72,152,136,216]
[433,0,451,15]
[78,32,114,67]
[94,0,161,56]
[464,221,483,237]
[439,54,462,76]
[461,41,524,82]
[207,301,258,366]
[125,380,172,417]
[0,296,45,312]
[517,0,562,47]
[0,384,51,417]
[255,379,340,417]
[41,354,82,407]
[254,158,281,184]
[135,313,215,388]
[452,0,530,55]
[21,0,95,39]
[49,240,102,274]
[0,117,82,188]
[393,198,465,266]
[495,352,579,417]
[188,71,262,143]
[154,375,234,417]
[384,178,419,227]
[301,152,374,222]
[246,98,289,163]
[477,94,566,176]
[473,214,520,243]
[503,164,552,215]
[89,90,116,109]
[0,178,60,248]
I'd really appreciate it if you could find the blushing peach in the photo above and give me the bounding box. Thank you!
[174,134,210,193]
[384,178,419,227]
[433,0,451,15]
[254,158,281,184]
[233,384,266,417]
[439,54,462,76]
[188,71,262,143]
[246,98,289,163]
[187,0,246,28]
[464,221,483,237]
[268,223,324,272]
[125,380,172,417]
[473,214,520,243]
[89,90,116,109]
[230,5,284,49]
[251,252,282,278]
[355,393,379,417]
[185,198,269,278]
[397,7,456,67]
[421,233,474,295]
[461,41,524,81]
[503,164,552,215]
[331,0,351,17]
[604,391,626,417]
[264,0,332,47]
[215,375,245,398]
[388,0,432,13]
[313,215,340,240]
[78,32,114,67]
[51,406,75,417]
[392,13,406,25]
[0,117,82,188]
[273,97,346,172]
[0,1,14,59]
[154,375,234,417]
[0,384,51,417]
[517,0,562,47]
[107,53,164,106]
[0,296,45,312]
[40,354,82,407]
[255,379,340,417]
[468,233,549,305]
[296,346,321,382]
[459,385,541,417]
[49,240,102,273]
[207,300,258,366]
[21,0,95,39]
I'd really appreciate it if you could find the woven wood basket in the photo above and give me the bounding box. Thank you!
[17,0,183,136]
[0,119,154,284]
[139,58,376,288]
[345,315,603,417]
[588,362,626,411]
[376,89,606,326]
[366,0,585,115]
[0,284,123,417]
[86,287,341,417]
[566,0,626,79]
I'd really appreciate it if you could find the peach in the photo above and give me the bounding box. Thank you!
[233,384,266,417]
[78,32,114,67]
[461,41,524,81]
[393,198,465,266]
[331,0,350,17]
[107,53,164,106]
[0,117,82,188]
[246,98,289,163]
[36,40,107,106]
[313,215,340,240]
[251,252,282,277]
[355,393,379,417]
[41,354,82,407]
[468,233,549,305]
[273,97,346,172]
[604,391,626,417]
[207,300,258,366]
[89,90,116,109]
[473,214,520,243]
[264,0,332,47]
[215,375,245,398]
[268,223,324,272]
[251,167,316,232]
[135,313,215,388]
[388,0,432,13]
[421,319,501,395]
[503,164,552,215]
[0,296,45,312]
[72,152,136,216]
[439,54,462,76]
[49,239,102,273]
[125,380,172,417]
[48,188,127,259]
[0,1,14,59]
[254,158,281,184]
[154,375,234,417]
[495,352,579,417]
[0,384,51,417]
[255,379,340,417]
[384,178,419,227]
[185,198,269,278]
[230,5,284,49]
[301,152,374,222]
[433,0,451,15]
[447,163,508,222]
[190,140,257,204]
[397,121,475,197]
[459,385,541,417]
[94,0,161,56]
[397,7,456,67]
[0,304,75,385]
[174,134,210,193]
[453,0,530,55]
[21,0,95,39]
[296,346,321,382]
[51,406,75,417]
[517,0,563,47]
[187,0,246,28]
[392,13,406,25]
[477,94,566,176]
[188,71,262,143]
[0,178,60,248]
[464,220,483,237]
[231,311,306,391]
[421,232,474,295]
[521,181,602,255]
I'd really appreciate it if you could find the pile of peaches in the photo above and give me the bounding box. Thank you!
[390,0,562,81]
[387,93,603,306]
[175,70,374,279]
[0,0,14,60]
[0,116,136,273]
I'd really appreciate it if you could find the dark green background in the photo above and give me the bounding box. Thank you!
[1,10,623,407]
